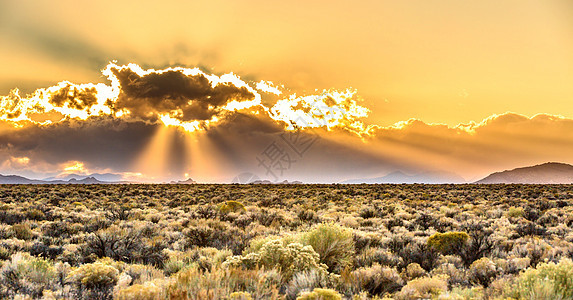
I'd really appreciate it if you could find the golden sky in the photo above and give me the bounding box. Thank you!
[0,0,572,182]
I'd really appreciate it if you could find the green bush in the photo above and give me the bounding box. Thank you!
[296,288,342,300]
[67,261,119,299]
[395,275,448,300]
[224,239,327,281]
[300,223,355,273]
[116,280,166,300]
[427,231,469,255]
[243,235,297,255]
[503,258,573,299]
[229,291,253,300]
[68,262,119,288]
[220,201,247,214]
[507,206,525,218]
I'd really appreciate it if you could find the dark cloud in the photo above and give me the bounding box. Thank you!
[202,112,409,182]
[109,67,256,121]
[0,110,405,182]
[0,116,156,172]
[49,84,98,110]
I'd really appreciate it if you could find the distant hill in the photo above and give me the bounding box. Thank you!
[230,173,301,184]
[43,173,124,182]
[476,162,573,184]
[0,174,114,184]
[475,162,573,184]
[342,171,465,184]
[0,174,45,184]
[249,180,303,184]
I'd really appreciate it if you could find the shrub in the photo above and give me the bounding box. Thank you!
[83,224,167,267]
[442,286,484,299]
[184,223,251,255]
[224,239,326,281]
[395,275,448,300]
[298,209,319,223]
[220,201,247,214]
[115,279,166,300]
[229,291,253,300]
[122,263,164,285]
[164,247,231,274]
[10,223,33,240]
[285,269,333,300]
[300,223,355,273]
[358,207,377,219]
[496,256,530,275]
[243,235,297,255]
[353,232,385,252]
[503,258,573,299]
[296,288,342,300]
[183,224,214,248]
[430,263,467,287]
[397,241,440,272]
[459,223,495,267]
[402,263,426,281]
[0,252,57,298]
[507,206,525,218]
[510,238,553,267]
[260,241,322,275]
[427,232,469,255]
[67,261,119,299]
[163,258,187,276]
[516,220,547,237]
[26,208,45,221]
[166,265,281,300]
[0,246,11,260]
[467,257,497,287]
[354,247,402,269]
[352,263,404,296]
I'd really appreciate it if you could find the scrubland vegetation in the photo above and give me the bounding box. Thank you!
[0,184,572,299]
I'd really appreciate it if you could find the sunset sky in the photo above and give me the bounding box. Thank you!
[1,0,572,183]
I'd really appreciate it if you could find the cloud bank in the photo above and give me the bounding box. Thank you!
[0,63,371,134]
[1,63,573,182]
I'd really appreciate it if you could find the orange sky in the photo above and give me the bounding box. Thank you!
[0,1,572,182]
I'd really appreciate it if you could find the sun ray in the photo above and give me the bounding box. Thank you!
[132,125,173,182]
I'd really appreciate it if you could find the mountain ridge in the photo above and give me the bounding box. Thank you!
[475,162,573,184]
[341,170,465,184]
[43,173,123,182]
[0,174,113,184]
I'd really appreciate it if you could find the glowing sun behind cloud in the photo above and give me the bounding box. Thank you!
[63,161,87,174]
